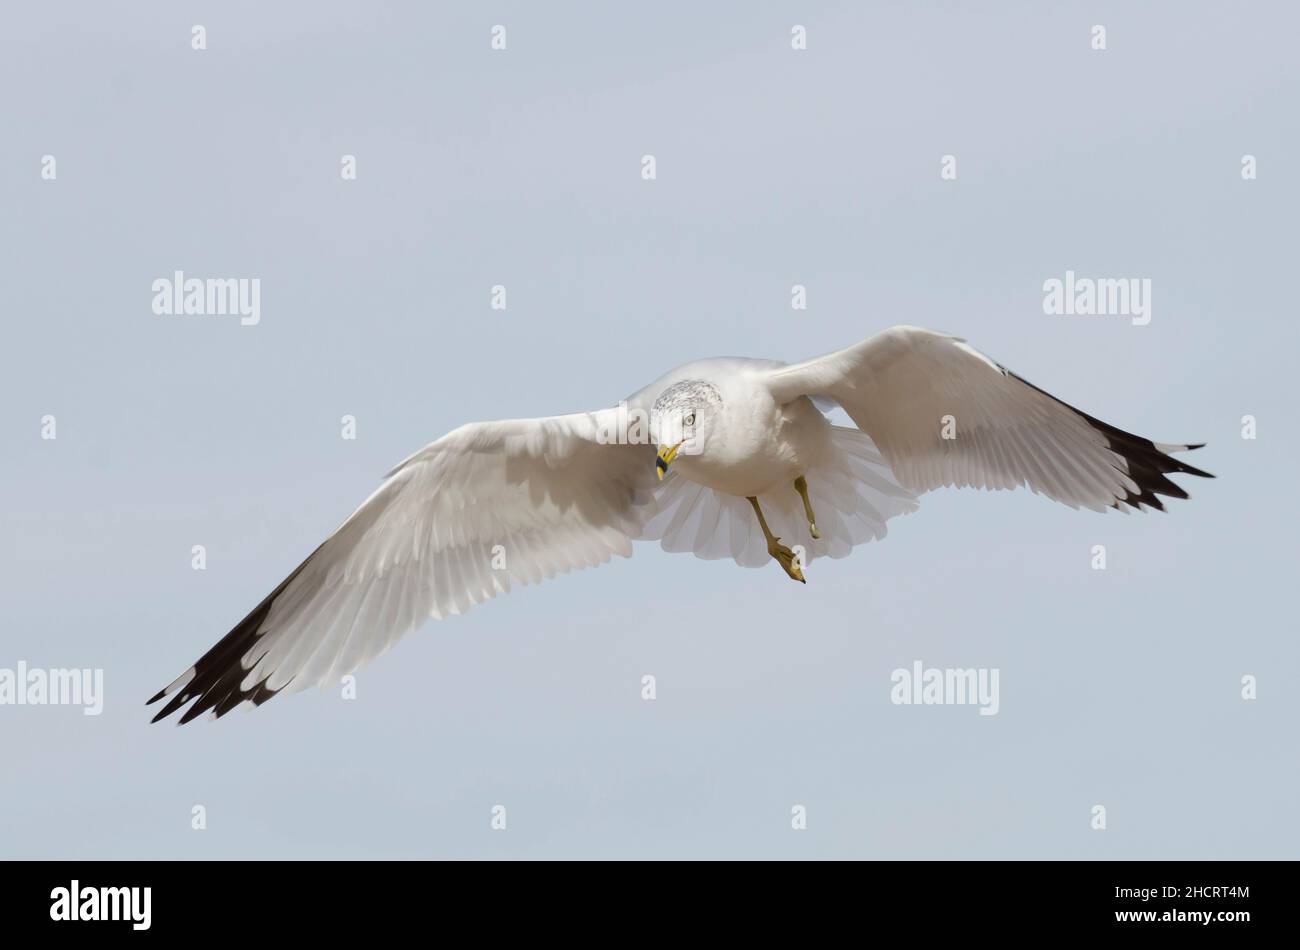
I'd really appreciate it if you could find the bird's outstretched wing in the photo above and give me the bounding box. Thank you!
[765,325,1212,512]
[148,410,656,724]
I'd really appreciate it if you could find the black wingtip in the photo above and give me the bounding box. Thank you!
[147,543,322,725]
[1006,372,1213,511]
[1178,443,1215,478]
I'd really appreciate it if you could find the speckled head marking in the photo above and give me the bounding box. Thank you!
[651,380,721,439]
[651,380,723,477]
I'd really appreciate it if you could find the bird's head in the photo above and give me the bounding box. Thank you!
[649,380,722,479]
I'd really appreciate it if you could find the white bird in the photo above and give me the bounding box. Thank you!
[149,325,1211,723]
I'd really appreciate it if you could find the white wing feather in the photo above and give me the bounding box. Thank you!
[149,409,656,722]
[766,325,1211,512]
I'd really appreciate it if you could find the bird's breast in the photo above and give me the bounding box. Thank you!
[672,395,828,498]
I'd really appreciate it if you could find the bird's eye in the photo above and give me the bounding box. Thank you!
[683,413,695,427]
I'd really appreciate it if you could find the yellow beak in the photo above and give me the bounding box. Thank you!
[655,443,681,480]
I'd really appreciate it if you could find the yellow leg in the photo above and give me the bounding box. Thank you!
[793,475,820,539]
[747,496,806,584]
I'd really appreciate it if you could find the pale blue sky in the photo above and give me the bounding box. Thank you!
[1,0,1296,858]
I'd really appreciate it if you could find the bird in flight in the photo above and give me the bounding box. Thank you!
[149,325,1212,724]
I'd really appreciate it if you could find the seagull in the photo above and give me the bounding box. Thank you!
[148,325,1212,724]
